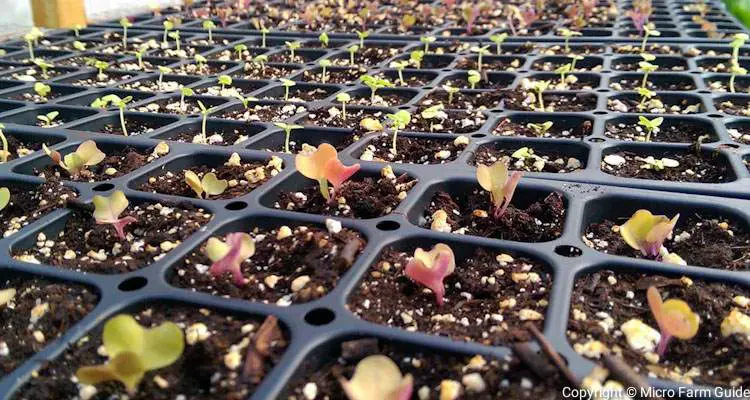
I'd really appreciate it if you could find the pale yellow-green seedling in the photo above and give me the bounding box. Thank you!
[386,110,411,154]
[202,20,216,42]
[76,314,184,394]
[442,84,460,105]
[638,116,663,142]
[336,93,351,120]
[640,23,661,53]
[92,190,137,239]
[0,123,8,163]
[36,111,59,128]
[119,18,133,48]
[467,70,481,89]
[360,117,383,132]
[420,35,436,53]
[647,286,700,356]
[409,50,424,69]
[285,40,302,61]
[280,78,296,101]
[355,30,370,49]
[489,33,508,55]
[527,121,554,137]
[347,45,360,65]
[476,161,523,219]
[0,187,9,212]
[339,355,413,400]
[730,64,747,93]
[558,28,582,53]
[274,122,303,153]
[319,32,330,48]
[185,170,228,199]
[43,140,105,177]
[620,209,679,258]
[34,82,51,100]
[421,104,446,132]
[319,59,332,84]
[531,80,551,111]
[389,60,410,86]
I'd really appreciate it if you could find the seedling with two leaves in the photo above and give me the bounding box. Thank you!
[274,122,303,153]
[389,60,410,86]
[336,93,351,120]
[442,84,460,105]
[470,45,491,72]
[404,243,456,305]
[420,104,447,132]
[619,209,684,264]
[296,143,360,203]
[558,28,582,53]
[119,18,133,48]
[638,53,658,90]
[36,111,59,128]
[527,121,554,137]
[319,59,332,84]
[202,20,216,42]
[638,115,663,142]
[34,82,51,101]
[196,100,213,144]
[92,191,138,240]
[489,33,509,55]
[339,355,413,400]
[157,66,173,90]
[476,161,522,220]
[467,70,481,89]
[43,140,106,179]
[32,59,54,80]
[640,23,661,53]
[647,286,700,356]
[205,232,255,286]
[185,170,228,199]
[386,110,411,154]
[285,40,302,62]
[420,35,436,53]
[409,50,424,69]
[360,75,394,102]
[93,95,134,136]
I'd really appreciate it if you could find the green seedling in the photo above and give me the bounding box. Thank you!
[730,64,747,93]
[34,82,51,100]
[356,30,370,49]
[285,40,301,61]
[319,59,332,84]
[554,63,572,87]
[389,60,410,86]
[620,209,679,258]
[218,75,232,91]
[489,33,508,55]
[558,28,582,53]
[410,50,424,69]
[420,35,436,53]
[386,110,411,154]
[73,40,86,51]
[421,104,446,132]
[531,80,551,111]
[647,286,700,356]
[168,30,181,52]
[43,140,105,178]
[32,59,53,80]
[347,45,359,65]
[336,92,351,120]
[162,20,174,46]
[202,20,216,43]
[157,66,172,90]
[730,33,748,68]
[638,56,658,89]
[76,314,184,393]
[640,23,661,53]
[185,170,228,199]
[527,121,554,137]
[133,46,147,70]
[467,70,481,89]
[102,95,133,136]
[319,32,330,48]
[232,92,257,109]
[280,78,296,101]
[0,186,9,211]
[24,27,43,61]
[253,54,268,74]
[119,18,132,48]
[197,100,212,143]
[73,24,84,38]
[470,45,491,72]
[638,116,664,142]
[36,111,59,128]
[0,123,8,163]
[260,27,270,48]
[637,87,656,111]
[93,60,109,78]
[569,54,584,71]
[476,161,523,219]
[194,54,207,72]
[234,44,248,61]
[360,75,394,102]
[273,122,303,153]
[442,84,460,105]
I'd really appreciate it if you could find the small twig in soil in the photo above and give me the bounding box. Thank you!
[525,323,580,387]
[341,338,380,361]
[336,239,361,267]
[242,315,283,383]
[511,342,558,380]
[602,354,662,400]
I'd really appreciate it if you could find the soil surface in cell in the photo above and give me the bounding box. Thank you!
[36,147,153,182]
[601,151,732,183]
[0,178,76,237]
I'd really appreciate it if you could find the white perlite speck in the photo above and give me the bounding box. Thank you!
[325,218,342,234]
[302,382,318,399]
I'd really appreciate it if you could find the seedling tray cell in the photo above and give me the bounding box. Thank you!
[2,2,750,399]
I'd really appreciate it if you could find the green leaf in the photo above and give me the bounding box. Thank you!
[0,187,10,211]
[93,190,129,223]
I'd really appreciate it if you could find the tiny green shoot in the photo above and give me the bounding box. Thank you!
[558,28,582,53]
[185,170,228,199]
[280,78,296,101]
[157,66,172,90]
[202,20,216,43]
[442,84,459,105]
[640,23,661,53]
[489,33,508,55]
[527,121,554,137]
[273,122,303,153]
[638,116,664,142]
[336,93,351,120]
[389,60,410,86]
[285,40,301,62]
[347,45,359,65]
[356,30,370,49]
[36,111,59,128]
[119,18,132,49]
[420,35,436,53]
[470,45,491,72]
[234,43,248,61]
[319,32,329,48]
[410,50,424,69]
[467,70,481,89]
[197,100,212,143]
[386,110,411,154]
[33,82,51,100]
[319,59,332,84]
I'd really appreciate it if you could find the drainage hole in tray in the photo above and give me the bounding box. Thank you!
[118,276,148,291]
[226,201,248,210]
[554,245,583,257]
[304,307,336,326]
[376,220,401,231]
[471,133,486,138]
[92,183,115,192]
[588,137,605,143]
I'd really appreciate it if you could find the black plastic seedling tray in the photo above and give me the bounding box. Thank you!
[1,0,750,398]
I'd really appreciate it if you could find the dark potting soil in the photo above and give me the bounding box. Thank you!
[216,103,306,123]
[0,178,76,237]
[286,338,564,400]
[300,67,367,84]
[716,98,750,116]
[15,306,288,399]
[36,147,152,182]
[455,57,524,71]
[349,92,412,107]
[12,202,212,274]
[502,90,597,112]
[609,77,696,91]
[407,108,487,134]
[359,135,468,165]
[349,247,551,345]
[303,107,390,133]
[418,90,505,110]
[424,190,565,242]
[471,146,585,174]
[493,118,593,139]
[567,270,750,387]
[604,120,715,143]
[0,277,97,377]
[95,118,166,136]
[600,151,732,183]
[172,225,366,305]
[584,215,750,271]
[276,173,417,219]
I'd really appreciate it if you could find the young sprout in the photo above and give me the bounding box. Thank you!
[467,70,481,89]
[420,35,436,53]
[234,43,248,61]
[730,33,748,67]
[319,59,332,84]
[217,74,232,92]
[197,100,212,143]
[73,41,86,51]
[389,60,410,86]
[356,30,370,49]
[360,75,394,102]
[133,46,147,70]
[202,20,216,43]
[119,18,132,48]
[476,161,523,219]
[92,190,137,239]
[319,32,330,48]
[273,122,303,153]
[619,209,679,258]
[638,116,663,142]
[339,355,413,400]
[569,54,584,71]
[185,170,228,199]
[253,54,268,74]
[157,66,173,90]
[73,24,84,38]
[442,84,460,105]
[162,20,174,46]
[102,95,133,136]
[554,63,572,87]
[410,50,424,69]
[179,86,194,111]
[205,232,255,286]
[470,45,491,72]
[168,30,181,52]
[0,123,8,163]
[386,110,411,154]
[489,33,509,55]
[347,45,359,65]
[279,78,296,101]
[638,55,658,89]
[43,140,105,178]
[404,243,455,305]
[336,93,351,120]
[32,59,53,80]
[647,286,700,357]
[730,64,747,93]
[421,104,447,132]
[260,27,270,48]
[531,80,550,111]
[0,187,8,211]
[194,54,207,72]
[37,111,59,128]
[640,23,661,53]
[558,28,582,53]
[76,314,184,394]
[296,143,360,202]
[93,60,109,79]
[34,82,51,100]
[637,87,656,111]
[285,40,302,62]
[527,121,554,137]
[233,93,257,109]
[24,27,42,61]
